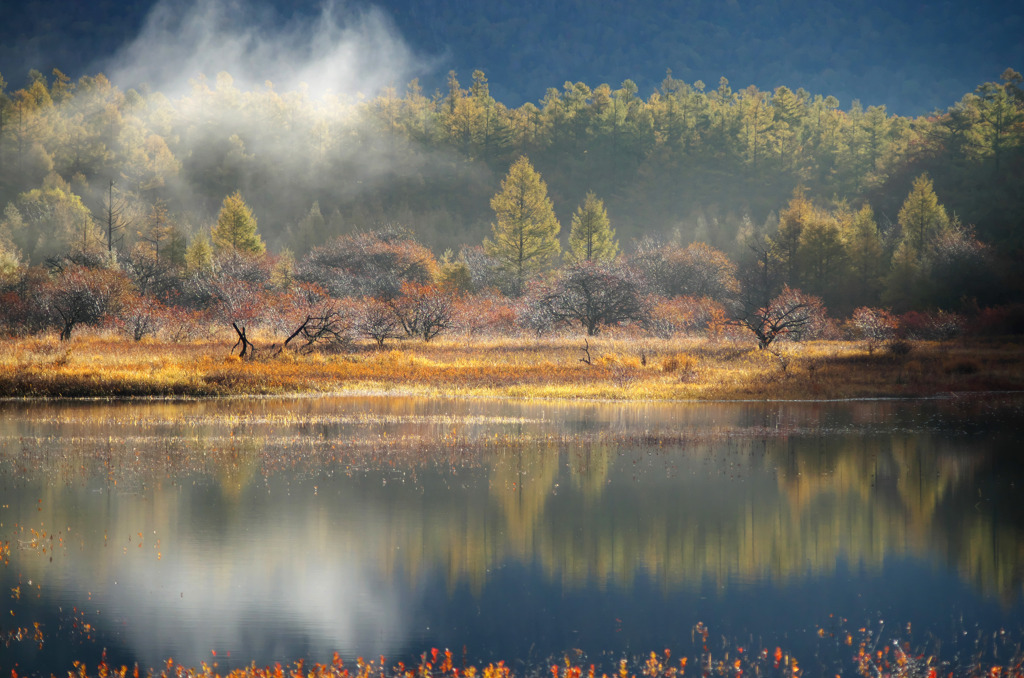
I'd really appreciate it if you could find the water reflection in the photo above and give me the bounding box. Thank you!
[1,395,1022,673]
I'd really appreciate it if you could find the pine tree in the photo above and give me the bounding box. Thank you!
[897,174,949,255]
[212,191,264,255]
[841,204,884,304]
[772,189,814,286]
[566,192,617,263]
[185,231,214,273]
[483,156,560,294]
[289,201,328,256]
[976,76,1023,173]
[0,203,23,280]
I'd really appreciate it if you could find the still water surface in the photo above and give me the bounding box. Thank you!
[1,395,1023,675]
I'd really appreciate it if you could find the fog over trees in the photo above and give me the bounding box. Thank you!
[0,58,1022,346]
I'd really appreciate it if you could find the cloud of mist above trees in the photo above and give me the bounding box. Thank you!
[78,0,475,250]
[102,0,427,98]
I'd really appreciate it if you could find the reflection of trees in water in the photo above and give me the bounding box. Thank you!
[489,443,561,557]
[771,433,1024,602]
[774,435,969,566]
[4,405,1024,603]
[487,434,1022,599]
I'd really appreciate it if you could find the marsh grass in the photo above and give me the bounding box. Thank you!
[33,620,1024,678]
[1,332,1022,400]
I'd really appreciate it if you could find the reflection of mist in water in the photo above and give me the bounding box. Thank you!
[108,551,404,668]
[16,479,413,668]
[1,395,1024,672]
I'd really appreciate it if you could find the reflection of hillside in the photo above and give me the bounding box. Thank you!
[3,397,1024,606]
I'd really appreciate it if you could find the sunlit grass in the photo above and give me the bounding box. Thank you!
[2,332,1023,400]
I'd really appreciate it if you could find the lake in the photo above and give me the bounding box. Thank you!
[1,394,1023,676]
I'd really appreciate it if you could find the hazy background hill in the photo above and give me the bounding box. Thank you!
[2,0,1022,115]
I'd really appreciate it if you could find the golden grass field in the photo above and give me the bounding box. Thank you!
[2,332,1023,400]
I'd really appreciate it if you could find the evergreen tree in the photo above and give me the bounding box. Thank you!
[483,156,560,295]
[841,204,885,305]
[897,174,949,255]
[797,213,848,307]
[882,241,925,311]
[738,86,775,173]
[976,74,1023,173]
[270,249,296,290]
[185,231,214,273]
[772,189,814,286]
[0,202,23,280]
[212,191,264,255]
[566,192,617,263]
[289,201,328,257]
[14,174,101,262]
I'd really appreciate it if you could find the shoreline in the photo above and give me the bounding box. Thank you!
[2,334,1023,401]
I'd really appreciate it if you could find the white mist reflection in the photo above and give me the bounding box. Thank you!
[46,492,413,668]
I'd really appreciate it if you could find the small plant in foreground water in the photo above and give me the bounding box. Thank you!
[14,617,1024,678]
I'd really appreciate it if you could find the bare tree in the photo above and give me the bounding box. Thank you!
[730,285,825,350]
[42,265,131,340]
[358,299,403,349]
[632,238,738,300]
[296,228,437,299]
[388,282,456,341]
[543,261,649,336]
[278,285,355,353]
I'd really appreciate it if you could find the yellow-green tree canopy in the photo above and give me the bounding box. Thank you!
[0,203,24,281]
[484,156,560,293]
[185,231,214,273]
[212,191,265,255]
[14,174,102,262]
[840,204,884,300]
[566,191,617,263]
[897,174,949,255]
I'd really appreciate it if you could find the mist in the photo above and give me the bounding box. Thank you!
[103,0,426,99]
[73,0,484,253]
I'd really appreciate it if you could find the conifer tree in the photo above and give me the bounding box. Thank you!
[289,201,328,257]
[212,191,264,255]
[976,72,1023,172]
[566,192,617,263]
[897,174,948,255]
[185,231,214,273]
[483,156,560,294]
[0,203,23,280]
[841,204,884,304]
[772,189,814,286]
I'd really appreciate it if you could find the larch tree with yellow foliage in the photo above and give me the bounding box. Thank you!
[566,191,618,264]
[212,191,265,255]
[484,156,560,295]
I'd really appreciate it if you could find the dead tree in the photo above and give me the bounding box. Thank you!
[277,310,353,354]
[231,322,255,358]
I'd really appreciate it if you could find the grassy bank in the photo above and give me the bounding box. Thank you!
[2,334,1023,400]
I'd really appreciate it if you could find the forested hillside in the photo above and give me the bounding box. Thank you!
[2,67,1022,251]
[0,65,1022,345]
